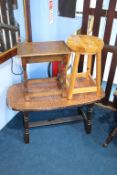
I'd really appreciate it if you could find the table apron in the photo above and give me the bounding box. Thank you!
[21,54,69,64]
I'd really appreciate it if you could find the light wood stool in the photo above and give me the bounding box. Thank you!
[66,35,104,100]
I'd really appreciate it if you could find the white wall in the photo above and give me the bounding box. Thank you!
[0,0,25,130]
[0,60,22,130]
[29,0,82,79]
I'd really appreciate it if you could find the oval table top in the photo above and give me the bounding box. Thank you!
[7,78,105,112]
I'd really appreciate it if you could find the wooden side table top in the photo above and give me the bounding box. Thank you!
[17,41,71,57]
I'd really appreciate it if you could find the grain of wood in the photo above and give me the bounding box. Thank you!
[7,78,105,111]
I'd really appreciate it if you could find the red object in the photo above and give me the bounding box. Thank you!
[52,61,65,77]
[52,61,60,77]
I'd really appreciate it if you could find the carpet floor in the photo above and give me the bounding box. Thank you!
[0,105,117,175]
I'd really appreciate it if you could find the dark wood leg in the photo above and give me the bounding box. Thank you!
[79,104,94,134]
[23,112,29,144]
[103,127,117,147]
[86,104,94,133]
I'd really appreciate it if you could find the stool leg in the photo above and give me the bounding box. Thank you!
[68,53,80,99]
[87,55,92,77]
[96,51,101,95]
[23,112,29,144]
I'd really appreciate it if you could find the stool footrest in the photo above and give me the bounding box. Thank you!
[67,72,87,79]
[73,87,97,94]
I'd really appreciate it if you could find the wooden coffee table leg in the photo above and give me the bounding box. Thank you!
[79,104,94,134]
[23,112,29,144]
[86,104,94,133]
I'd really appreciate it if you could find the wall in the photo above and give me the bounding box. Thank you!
[29,0,117,83]
[0,60,21,130]
[29,0,82,79]
[0,0,25,130]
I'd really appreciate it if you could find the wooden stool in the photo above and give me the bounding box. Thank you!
[66,35,104,99]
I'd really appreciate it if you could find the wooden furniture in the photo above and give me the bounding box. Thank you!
[1,0,116,106]
[17,41,71,100]
[66,35,104,99]
[103,91,117,147]
[7,78,104,143]
[7,40,105,143]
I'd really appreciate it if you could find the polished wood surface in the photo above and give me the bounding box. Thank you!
[7,39,105,144]
[7,78,104,111]
[67,35,104,54]
[17,41,71,57]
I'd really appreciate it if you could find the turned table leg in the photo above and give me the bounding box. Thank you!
[103,127,117,147]
[23,112,29,144]
[79,104,94,134]
[86,104,94,133]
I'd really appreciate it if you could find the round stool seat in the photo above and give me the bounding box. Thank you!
[67,35,104,54]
